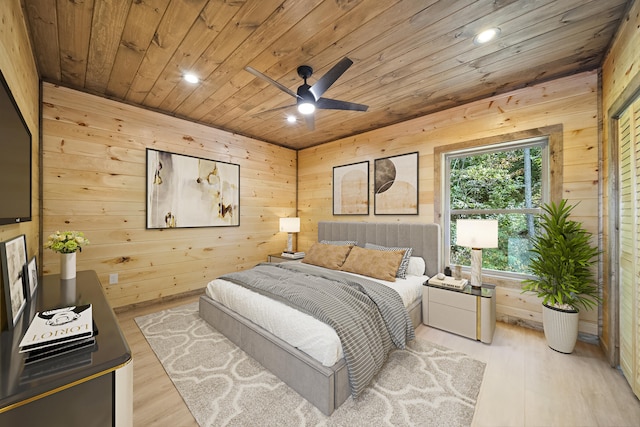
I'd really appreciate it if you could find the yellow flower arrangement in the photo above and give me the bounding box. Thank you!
[45,231,90,254]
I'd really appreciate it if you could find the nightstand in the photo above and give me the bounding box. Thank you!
[422,281,496,344]
[268,253,303,263]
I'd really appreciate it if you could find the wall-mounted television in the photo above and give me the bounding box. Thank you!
[0,68,32,225]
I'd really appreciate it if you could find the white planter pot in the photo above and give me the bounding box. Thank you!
[542,303,579,353]
[60,252,77,280]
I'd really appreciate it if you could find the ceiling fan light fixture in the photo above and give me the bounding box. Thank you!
[298,102,315,115]
[474,27,501,45]
[245,58,368,130]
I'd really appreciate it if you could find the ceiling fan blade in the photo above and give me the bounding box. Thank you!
[316,97,368,112]
[250,103,297,117]
[309,57,353,100]
[304,114,315,131]
[245,66,300,99]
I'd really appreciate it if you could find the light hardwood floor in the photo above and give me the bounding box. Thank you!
[116,294,640,426]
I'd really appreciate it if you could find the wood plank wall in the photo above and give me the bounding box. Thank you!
[298,71,601,336]
[41,83,297,308]
[602,0,640,368]
[0,1,40,330]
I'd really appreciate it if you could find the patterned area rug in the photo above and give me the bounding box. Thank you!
[135,302,485,426]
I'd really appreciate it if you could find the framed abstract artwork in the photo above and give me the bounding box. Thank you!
[146,149,240,228]
[333,161,369,215]
[374,151,419,215]
[1,234,28,328]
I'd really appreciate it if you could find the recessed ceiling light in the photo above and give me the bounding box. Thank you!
[184,73,199,84]
[286,115,296,123]
[473,27,501,45]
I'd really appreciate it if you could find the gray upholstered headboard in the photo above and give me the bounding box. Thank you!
[317,221,442,277]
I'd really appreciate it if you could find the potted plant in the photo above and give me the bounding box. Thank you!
[45,230,90,280]
[521,199,600,353]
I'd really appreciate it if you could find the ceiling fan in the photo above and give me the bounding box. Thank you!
[245,57,368,130]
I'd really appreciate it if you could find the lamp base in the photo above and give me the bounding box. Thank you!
[470,248,483,288]
[285,233,294,253]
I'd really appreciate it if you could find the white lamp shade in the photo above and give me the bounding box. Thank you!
[456,219,498,248]
[279,217,300,233]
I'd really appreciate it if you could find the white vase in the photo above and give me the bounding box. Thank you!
[60,252,77,280]
[542,303,580,354]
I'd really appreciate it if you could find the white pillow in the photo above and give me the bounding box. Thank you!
[406,256,426,276]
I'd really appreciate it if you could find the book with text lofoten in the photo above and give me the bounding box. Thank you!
[19,305,94,353]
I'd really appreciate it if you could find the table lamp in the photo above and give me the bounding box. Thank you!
[279,217,300,253]
[456,219,498,288]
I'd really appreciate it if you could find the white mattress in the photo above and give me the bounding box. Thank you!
[205,267,426,367]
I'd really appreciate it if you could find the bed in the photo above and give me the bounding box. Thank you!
[198,221,441,415]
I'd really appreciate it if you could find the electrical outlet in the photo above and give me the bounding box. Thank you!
[109,273,118,285]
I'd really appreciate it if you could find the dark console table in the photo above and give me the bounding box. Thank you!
[0,270,132,426]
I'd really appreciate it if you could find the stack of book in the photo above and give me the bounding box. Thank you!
[428,276,468,290]
[19,304,96,364]
[281,251,305,259]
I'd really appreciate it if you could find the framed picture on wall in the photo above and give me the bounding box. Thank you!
[374,152,419,215]
[1,234,28,328]
[333,161,369,215]
[146,148,240,229]
[24,256,38,301]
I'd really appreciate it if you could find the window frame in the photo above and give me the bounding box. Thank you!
[434,125,563,282]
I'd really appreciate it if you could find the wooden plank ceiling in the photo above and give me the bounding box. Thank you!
[22,0,630,149]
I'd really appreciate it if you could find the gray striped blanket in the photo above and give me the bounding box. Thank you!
[219,262,415,398]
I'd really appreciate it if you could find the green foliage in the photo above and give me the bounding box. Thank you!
[521,200,600,312]
[450,148,542,211]
[450,146,542,273]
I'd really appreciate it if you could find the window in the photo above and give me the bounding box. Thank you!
[443,137,550,277]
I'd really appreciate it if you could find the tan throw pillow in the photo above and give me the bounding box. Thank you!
[364,243,413,279]
[302,243,353,270]
[340,246,404,282]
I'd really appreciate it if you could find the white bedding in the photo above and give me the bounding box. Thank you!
[206,266,426,367]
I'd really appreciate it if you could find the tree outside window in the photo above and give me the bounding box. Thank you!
[446,138,548,275]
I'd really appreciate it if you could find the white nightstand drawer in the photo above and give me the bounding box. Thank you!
[422,283,495,343]
[429,287,476,311]
[428,301,477,339]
